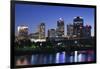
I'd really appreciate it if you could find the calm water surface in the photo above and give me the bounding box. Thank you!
[15,50,95,66]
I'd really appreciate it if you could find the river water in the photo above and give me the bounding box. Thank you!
[15,50,95,66]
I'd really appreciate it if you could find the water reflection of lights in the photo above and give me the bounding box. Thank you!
[70,55,74,62]
[62,52,66,62]
[56,53,60,63]
[78,54,83,62]
[31,55,34,64]
[16,56,29,66]
[15,50,95,66]
[74,51,78,62]
[60,52,65,63]
[55,52,66,63]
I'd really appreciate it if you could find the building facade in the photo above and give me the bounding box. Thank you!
[56,18,65,37]
[17,25,28,37]
[48,29,56,38]
[38,23,45,39]
[67,24,74,37]
[73,16,84,38]
[83,25,92,38]
[29,32,39,39]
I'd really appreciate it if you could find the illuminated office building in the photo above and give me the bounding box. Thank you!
[83,25,92,38]
[17,25,28,37]
[29,32,39,39]
[73,16,84,37]
[48,29,56,38]
[38,23,45,39]
[67,24,74,37]
[56,18,65,37]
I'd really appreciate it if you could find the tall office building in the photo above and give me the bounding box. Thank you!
[38,23,45,39]
[48,29,56,38]
[56,18,65,37]
[83,25,92,38]
[67,24,74,37]
[17,25,28,37]
[73,16,84,37]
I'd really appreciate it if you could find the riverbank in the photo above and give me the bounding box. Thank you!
[15,46,94,55]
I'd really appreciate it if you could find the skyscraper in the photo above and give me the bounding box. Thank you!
[73,16,84,37]
[48,29,56,38]
[83,25,92,38]
[38,23,45,39]
[67,24,74,37]
[17,25,28,37]
[56,18,65,37]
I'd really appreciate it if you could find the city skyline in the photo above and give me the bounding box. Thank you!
[15,4,95,36]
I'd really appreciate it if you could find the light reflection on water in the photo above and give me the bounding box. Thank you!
[15,50,95,66]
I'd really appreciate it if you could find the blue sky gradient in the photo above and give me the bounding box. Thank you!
[15,4,95,36]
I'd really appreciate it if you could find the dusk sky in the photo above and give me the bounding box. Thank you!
[15,3,95,36]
